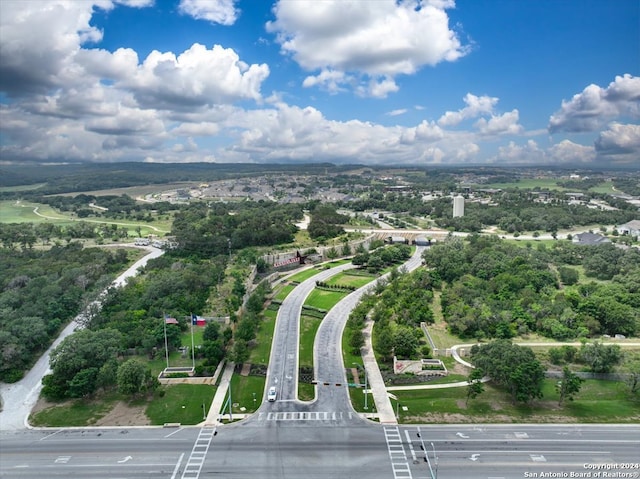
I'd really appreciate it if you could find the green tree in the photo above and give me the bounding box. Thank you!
[558,266,579,286]
[471,340,544,404]
[393,327,419,359]
[625,359,640,397]
[203,321,221,342]
[555,367,583,405]
[466,368,485,405]
[117,358,158,396]
[374,324,394,362]
[43,328,122,400]
[231,339,250,364]
[67,367,99,398]
[348,327,365,355]
[579,341,622,373]
[509,360,545,404]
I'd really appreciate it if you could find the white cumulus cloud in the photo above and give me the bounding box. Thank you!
[267,0,467,97]
[594,123,640,164]
[178,0,240,25]
[475,110,523,136]
[548,74,640,133]
[122,43,269,108]
[548,140,596,164]
[438,93,498,126]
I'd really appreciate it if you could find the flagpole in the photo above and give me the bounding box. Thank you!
[190,313,195,370]
[163,313,169,369]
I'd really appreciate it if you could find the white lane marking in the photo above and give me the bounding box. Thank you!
[171,453,184,479]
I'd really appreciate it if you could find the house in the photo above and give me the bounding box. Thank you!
[572,232,611,246]
[617,220,640,237]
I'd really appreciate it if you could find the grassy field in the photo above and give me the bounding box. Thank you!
[273,283,295,302]
[326,271,376,288]
[479,178,611,192]
[1,200,72,224]
[394,378,640,423]
[146,384,215,425]
[299,314,321,369]
[304,289,348,310]
[0,200,172,236]
[30,395,120,427]
[0,183,47,193]
[249,308,277,365]
[226,374,266,417]
[286,267,324,283]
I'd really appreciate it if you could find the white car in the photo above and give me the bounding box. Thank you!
[267,386,277,402]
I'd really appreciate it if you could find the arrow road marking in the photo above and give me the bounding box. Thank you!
[456,432,469,439]
[470,454,480,461]
[118,456,132,463]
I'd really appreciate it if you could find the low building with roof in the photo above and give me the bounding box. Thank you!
[572,232,611,246]
[617,220,640,237]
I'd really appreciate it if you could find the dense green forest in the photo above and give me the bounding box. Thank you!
[171,201,304,257]
[0,243,130,381]
[423,236,640,340]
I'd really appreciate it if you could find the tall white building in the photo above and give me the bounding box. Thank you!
[453,195,464,217]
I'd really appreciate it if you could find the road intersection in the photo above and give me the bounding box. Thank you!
[1,245,639,479]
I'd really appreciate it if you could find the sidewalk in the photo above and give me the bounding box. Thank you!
[202,361,235,426]
[361,319,397,424]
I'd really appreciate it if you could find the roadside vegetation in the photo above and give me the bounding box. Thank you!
[3,164,639,426]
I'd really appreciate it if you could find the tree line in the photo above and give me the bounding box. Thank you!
[0,243,130,382]
[423,235,640,341]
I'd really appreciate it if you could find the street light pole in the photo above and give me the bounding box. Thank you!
[417,428,437,479]
[431,442,438,479]
[202,401,206,420]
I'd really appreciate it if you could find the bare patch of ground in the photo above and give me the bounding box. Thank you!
[30,395,150,427]
[92,401,150,427]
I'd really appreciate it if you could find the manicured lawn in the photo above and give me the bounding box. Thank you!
[304,289,348,310]
[326,271,375,288]
[146,384,215,425]
[0,201,70,224]
[298,382,315,401]
[225,374,265,417]
[249,309,277,365]
[299,314,321,368]
[287,267,323,283]
[0,200,171,235]
[274,284,295,302]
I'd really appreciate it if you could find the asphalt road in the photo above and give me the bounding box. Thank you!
[1,245,639,479]
[2,424,638,479]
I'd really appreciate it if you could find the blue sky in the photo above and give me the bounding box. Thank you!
[0,0,638,167]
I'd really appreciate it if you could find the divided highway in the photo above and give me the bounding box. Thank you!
[1,246,638,479]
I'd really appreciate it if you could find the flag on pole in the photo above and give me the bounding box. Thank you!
[191,313,206,326]
[164,314,179,325]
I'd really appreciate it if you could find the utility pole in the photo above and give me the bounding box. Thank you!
[228,379,233,421]
[417,427,437,479]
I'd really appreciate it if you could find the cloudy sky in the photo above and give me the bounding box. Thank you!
[0,0,638,167]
